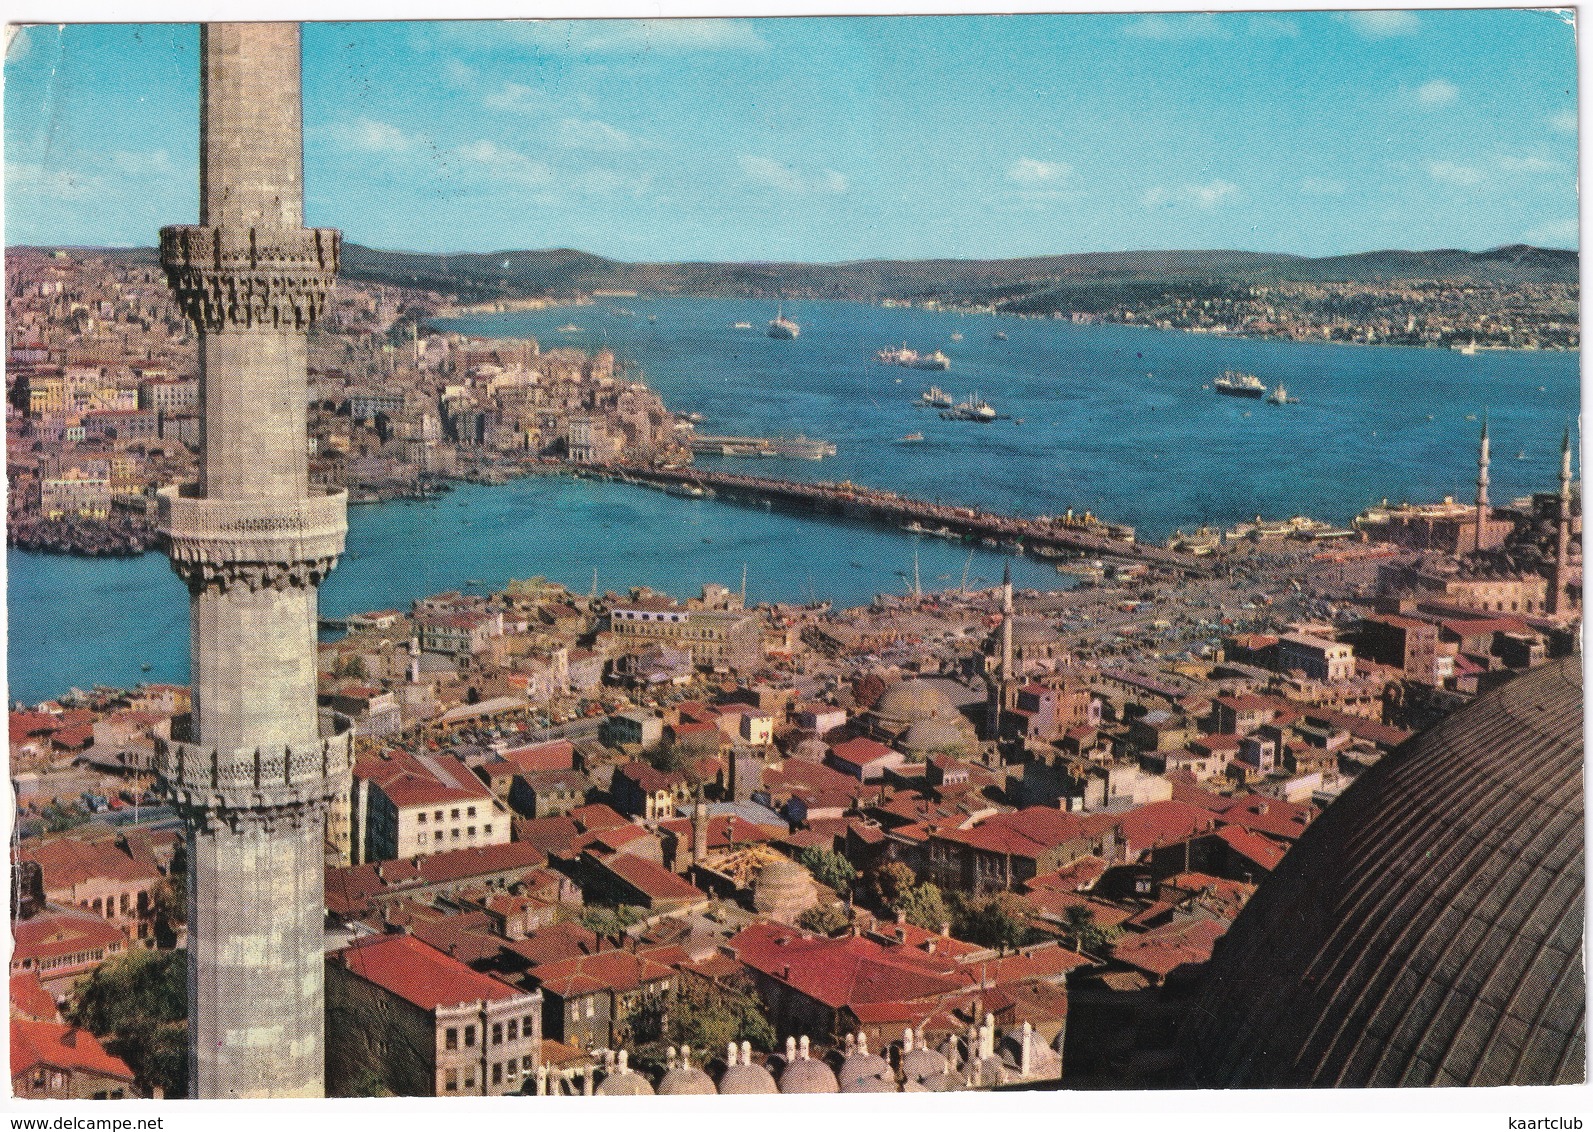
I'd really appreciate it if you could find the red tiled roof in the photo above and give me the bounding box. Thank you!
[569,803,630,831]
[1112,917,1228,980]
[730,923,968,1010]
[1213,825,1287,871]
[506,922,601,969]
[829,737,897,768]
[10,910,126,969]
[9,973,60,1023]
[614,761,685,794]
[11,1019,134,1083]
[502,740,576,774]
[1023,856,1110,893]
[1214,794,1314,842]
[1113,800,1221,855]
[18,836,161,892]
[527,948,673,999]
[414,841,545,886]
[596,854,705,903]
[936,807,1110,861]
[336,933,525,1011]
[658,814,784,851]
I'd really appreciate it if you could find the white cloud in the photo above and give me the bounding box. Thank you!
[443,58,478,87]
[1007,158,1073,186]
[110,150,174,176]
[1300,176,1348,196]
[1427,160,1484,187]
[328,118,421,154]
[7,161,105,202]
[1247,15,1300,38]
[452,140,553,187]
[572,168,654,198]
[554,117,638,153]
[1415,79,1459,108]
[1144,180,1239,209]
[1525,218,1578,247]
[1123,13,1226,40]
[1344,11,1421,37]
[484,82,546,115]
[1550,109,1578,134]
[1497,155,1558,174]
[738,155,847,195]
[6,25,34,63]
[444,19,766,55]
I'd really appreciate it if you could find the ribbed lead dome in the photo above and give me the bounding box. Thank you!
[1183,656,1585,1088]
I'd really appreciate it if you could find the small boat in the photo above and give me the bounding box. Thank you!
[993,331,1008,341]
[899,432,924,443]
[1266,383,1294,405]
[140,662,153,672]
[767,305,800,339]
[557,324,582,333]
[950,332,963,341]
[648,314,657,323]
[732,321,752,329]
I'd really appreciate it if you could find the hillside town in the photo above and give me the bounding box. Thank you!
[12,416,1579,1095]
[5,248,686,556]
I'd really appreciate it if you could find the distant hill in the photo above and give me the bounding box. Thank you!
[336,242,1578,303]
[13,241,1577,304]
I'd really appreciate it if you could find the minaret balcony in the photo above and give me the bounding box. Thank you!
[158,483,347,588]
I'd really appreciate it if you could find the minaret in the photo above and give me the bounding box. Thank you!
[153,24,347,1098]
[986,562,1014,738]
[1474,413,1491,553]
[691,787,709,866]
[1551,426,1574,614]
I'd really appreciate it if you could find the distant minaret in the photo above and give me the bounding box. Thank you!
[1475,414,1491,553]
[1551,426,1575,614]
[986,562,1015,739]
[691,788,709,866]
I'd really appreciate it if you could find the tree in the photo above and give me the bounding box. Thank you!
[796,847,857,895]
[797,901,852,936]
[1062,904,1122,955]
[41,800,89,834]
[579,903,644,939]
[67,948,187,1098]
[870,861,917,910]
[627,972,775,1072]
[897,883,951,933]
[330,654,367,681]
[952,891,1041,954]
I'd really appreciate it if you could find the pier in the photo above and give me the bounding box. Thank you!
[687,434,837,460]
[571,462,1214,577]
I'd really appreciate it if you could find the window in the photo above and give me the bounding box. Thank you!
[524,1013,536,1034]
[507,1019,518,1042]
[522,1055,534,1071]
[418,812,427,823]
[484,824,494,836]
[467,806,477,817]
[445,1028,458,1051]
[584,999,594,1019]
[444,1070,459,1093]
[464,1074,475,1090]
[435,831,443,841]
[492,1022,503,1046]
[468,826,477,837]
[417,833,427,847]
[435,810,443,821]
[464,1025,476,1047]
[452,829,461,839]
[451,808,461,820]
[492,1063,503,1086]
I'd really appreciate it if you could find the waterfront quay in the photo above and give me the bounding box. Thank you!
[687,434,838,459]
[570,460,1214,577]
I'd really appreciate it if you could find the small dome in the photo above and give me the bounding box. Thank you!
[901,717,968,755]
[596,1069,654,1096]
[900,1046,948,1082]
[840,1073,897,1093]
[718,1062,778,1094]
[838,1051,890,1088]
[791,736,829,762]
[658,1049,716,1096]
[872,679,958,730]
[779,1057,839,1094]
[918,1071,962,1092]
[753,855,819,922]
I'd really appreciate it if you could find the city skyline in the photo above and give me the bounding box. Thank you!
[3,8,1580,262]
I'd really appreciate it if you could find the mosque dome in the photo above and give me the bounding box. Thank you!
[1182,656,1585,1088]
[717,1043,779,1095]
[595,1061,655,1096]
[837,1037,891,1090]
[840,1073,897,1093]
[917,1071,962,1092]
[791,736,830,763]
[753,855,819,922]
[657,1048,716,1096]
[778,1042,840,1094]
[901,717,969,756]
[900,1044,949,1083]
[871,679,959,731]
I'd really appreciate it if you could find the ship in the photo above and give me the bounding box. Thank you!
[1266,383,1294,405]
[898,432,925,443]
[1213,370,1267,398]
[879,343,920,365]
[993,330,1008,341]
[767,305,800,339]
[942,395,997,422]
[920,386,954,409]
[913,350,951,371]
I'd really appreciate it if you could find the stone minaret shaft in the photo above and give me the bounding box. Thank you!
[986,563,1014,738]
[1551,427,1575,614]
[155,23,347,1100]
[1475,415,1491,553]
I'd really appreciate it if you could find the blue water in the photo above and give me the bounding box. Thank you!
[7,297,1578,703]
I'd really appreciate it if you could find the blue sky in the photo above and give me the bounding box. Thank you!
[4,9,1580,261]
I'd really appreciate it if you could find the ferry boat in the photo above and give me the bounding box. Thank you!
[920,386,954,409]
[767,305,800,339]
[1213,370,1267,398]
[942,395,997,422]
[879,343,920,365]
